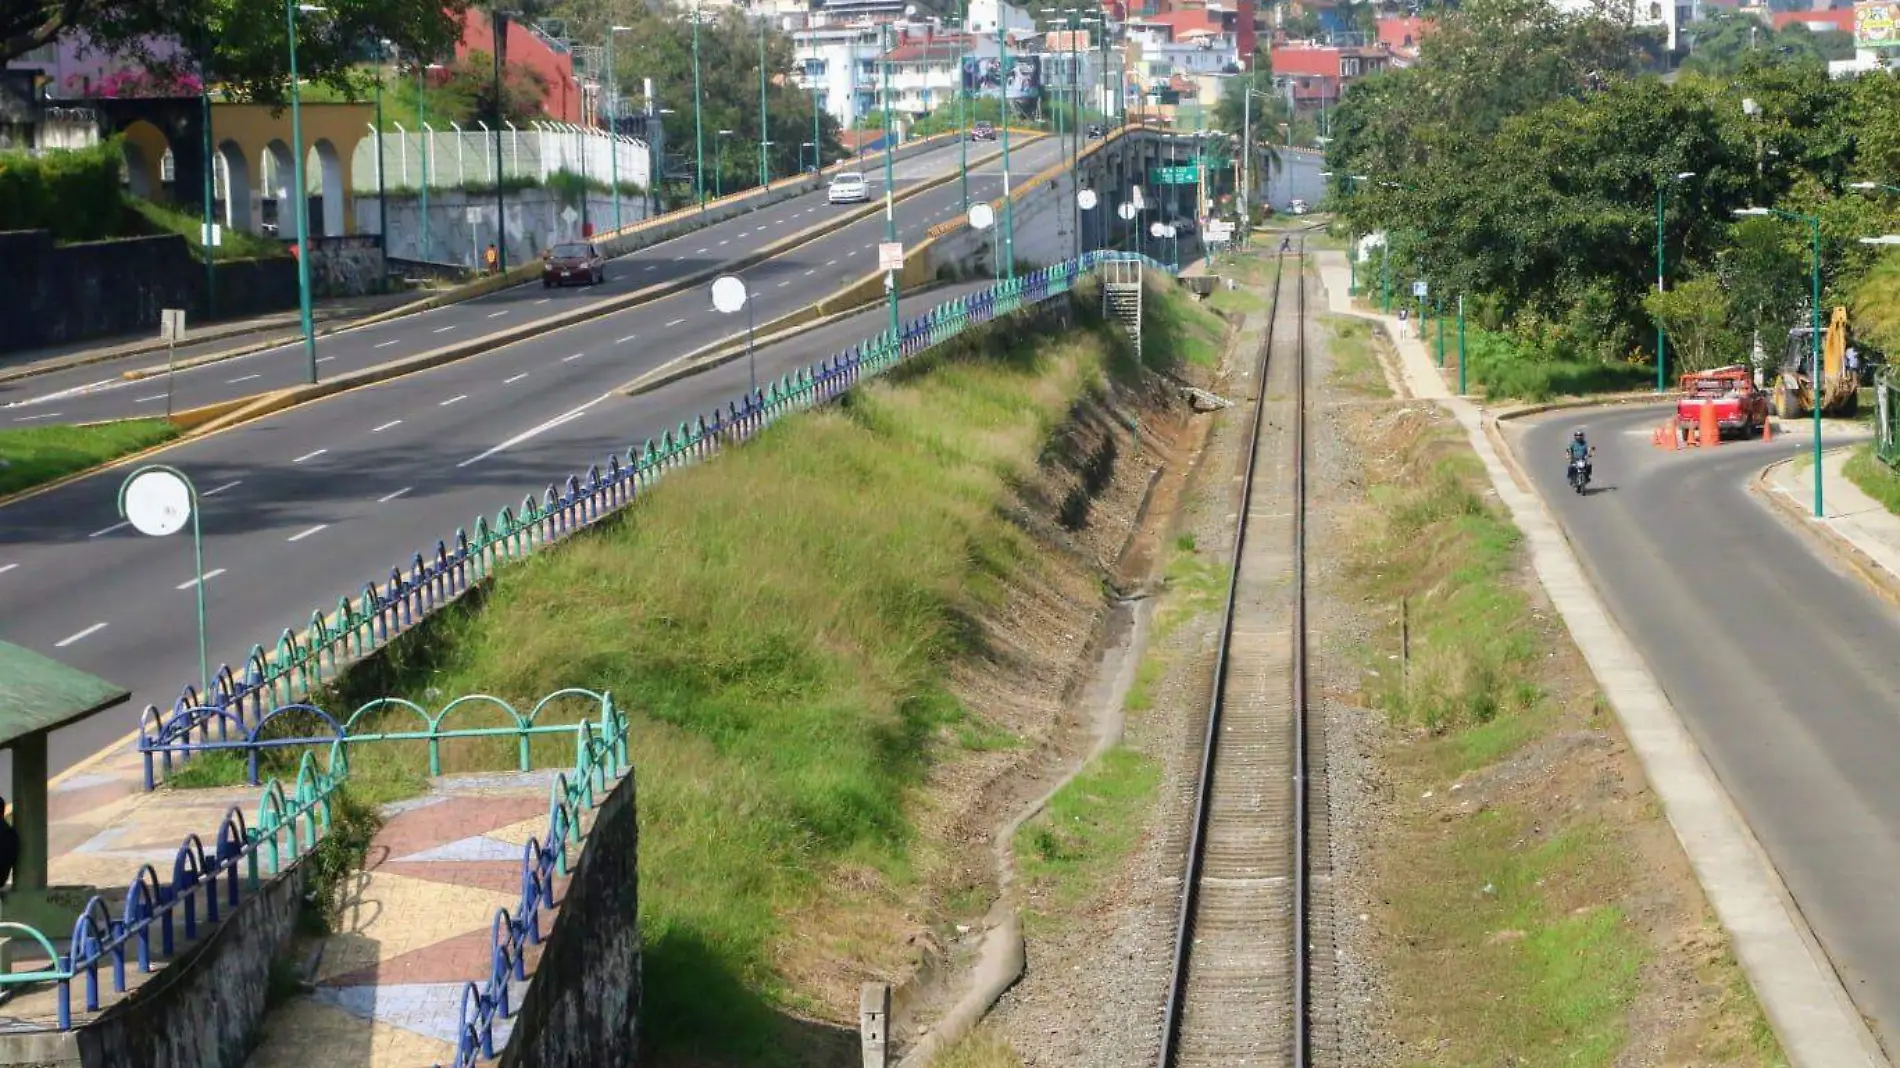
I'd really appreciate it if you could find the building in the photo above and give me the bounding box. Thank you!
[882,31,978,115]
[1268,41,1391,116]
[796,22,890,128]
[1376,15,1430,61]
[454,8,582,123]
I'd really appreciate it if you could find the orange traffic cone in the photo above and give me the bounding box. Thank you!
[1762,416,1774,442]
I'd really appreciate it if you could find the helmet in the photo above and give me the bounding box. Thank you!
[1573,428,1586,441]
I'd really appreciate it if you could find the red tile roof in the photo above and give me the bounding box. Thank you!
[1377,16,1430,52]
[1770,8,1853,31]
[882,33,979,61]
[1270,45,1339,77]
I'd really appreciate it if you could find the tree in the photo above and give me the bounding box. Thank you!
[1,0,470,106]
[1645,276,1744,373]
[432,50,546,127]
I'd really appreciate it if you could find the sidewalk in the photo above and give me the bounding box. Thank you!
[1768,447,1900,583]
[1310,248,1887,1068]
[0,292,419,383]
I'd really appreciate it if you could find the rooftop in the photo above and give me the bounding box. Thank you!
[0,641,128,745]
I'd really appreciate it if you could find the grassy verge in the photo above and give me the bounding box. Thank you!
[236,301,1155,1062]
[128,196,288,260]
[1146,282,1229,369]
[0,419,179,497]
[1843,443,1900,515]
[1429,320,1650,402]
[1343,408,1785,1066]
[1324,315,1386,397]
[1014,747,1159,922]
[934,1027,1025,1068]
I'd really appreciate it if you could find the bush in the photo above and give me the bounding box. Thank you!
[1460,321,1650,402]
[0,138,126,241]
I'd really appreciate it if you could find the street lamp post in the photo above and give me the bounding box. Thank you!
[881,20,899,338]
[693,0,706,211]
[716,129,733,197]
[1739,205,1825,517]
[609,25,633,232]
[1655,170,1696,392]
[489,13,508,272]
[758,20,771,189]
[285,0,323,385]
[198,36,217,319]
[997,19,1015,279]
[957,1,970,210]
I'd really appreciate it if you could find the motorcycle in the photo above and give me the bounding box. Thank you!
[1567,457,1591,494]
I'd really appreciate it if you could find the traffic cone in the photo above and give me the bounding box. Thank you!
[1762,416,1774,442]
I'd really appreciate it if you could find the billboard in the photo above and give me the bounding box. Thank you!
[963,55,1043,99]
[1857,1,1900,47]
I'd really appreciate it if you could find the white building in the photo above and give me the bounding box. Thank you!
[967,0,1036,38]
[795,22,887,128]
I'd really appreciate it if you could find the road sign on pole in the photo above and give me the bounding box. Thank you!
[119,466,209,696]
[160,309,186,418]
[710,274,757,397]
[878,242,904,272]
[1412,280,1428,298]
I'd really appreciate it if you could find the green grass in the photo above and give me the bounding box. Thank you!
[1014,746,1160,914]
[1146,281,1229,369]
[269,303,1154,1062]
[1843,443,1900,515]
[0,419,179,497]
[1207,286,1264,316]
[934,1027,1025,1068]
[1325,315,1386,396]
[127,196,287,260]
[1438,321,1651,402]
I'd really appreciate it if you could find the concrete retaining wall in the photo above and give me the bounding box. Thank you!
[0,230,297,355]
[73,865,308,1068]
[499,769,641,1068]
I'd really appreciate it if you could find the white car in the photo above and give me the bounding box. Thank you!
[1289,198,1308,215]
[828,172,869,204]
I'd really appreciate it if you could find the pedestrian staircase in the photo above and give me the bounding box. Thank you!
[1103,256,1143,360]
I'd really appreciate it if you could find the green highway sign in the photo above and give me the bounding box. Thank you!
[1151,164,1200,185]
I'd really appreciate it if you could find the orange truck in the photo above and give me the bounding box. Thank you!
[1676,366,1770,439]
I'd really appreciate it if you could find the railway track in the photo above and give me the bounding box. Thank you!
[1157,239,1332,1067]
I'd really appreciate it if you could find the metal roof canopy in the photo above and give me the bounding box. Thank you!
[0,641,129,904]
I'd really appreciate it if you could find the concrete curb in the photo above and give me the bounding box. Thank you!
[1321,267,1890,1068]
[1753,448,1900,613]
[1,312,348,387]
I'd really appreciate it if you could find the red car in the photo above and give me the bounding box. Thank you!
[1676,366,1769,438]
[542,242,605,287]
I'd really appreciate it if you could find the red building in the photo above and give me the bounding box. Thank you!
[1269,42,1391,109]
[1376,16,1430,59]
[453,8,581,123]
[1770,8,1855,32]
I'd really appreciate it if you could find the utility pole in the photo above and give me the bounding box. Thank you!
[490,10,508,271]
[997,19,1015,278]
[883,20,900,336]
[693,0,706,210]
[759,20,771,188]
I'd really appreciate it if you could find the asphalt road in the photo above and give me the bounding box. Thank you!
[0,136,1069,779]
[1517,405,1900,1052]
[0,138,997,424]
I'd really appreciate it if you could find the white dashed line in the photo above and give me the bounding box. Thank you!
[287,524,328,543]
[644,264,657,271]
[720,240,730,246]
[294,448,327,463]
[456,393,611,469]
[504,373,530,384]
[175,568,226,590]
[778,280,791,287]
[317,355,336,363]
[488,310,511,319]
[665,318,685,327]
[371,420,402,433]
[228,374,261,384]
[826,259,838,267]
[55,623,106,648]
[135,393,166,404]
[564,352,585,362]
[377,487,411,503]
[204,480,242,496]
[89,521,129,538]
[616,334,637,345]
[440,394,467,407]
[535,298,551,305]
[673,255,683,262]
[12,413,61,422]
[0,564,15,576]
[804,269,816,276]
[434,325,458,334]
[376,340,400,348]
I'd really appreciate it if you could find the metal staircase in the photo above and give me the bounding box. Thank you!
[1103,256,1143,360]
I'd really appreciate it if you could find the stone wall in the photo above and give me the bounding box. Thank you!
[499,768,640,1068]
[73,864,309,1068]
[0,230,297,355]
[302,235,387,298]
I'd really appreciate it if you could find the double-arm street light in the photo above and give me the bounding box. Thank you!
[285,0,324,384]
[1737,204,1825,517]
[1655,170,1697,392]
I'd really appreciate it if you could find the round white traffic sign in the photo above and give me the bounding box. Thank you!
[1118,202,1137,221]
[1149,221,1166,238]
[1077,189,1098,211]
[710,274,749,314]
[123,469,192,537]
[969,202,995,230]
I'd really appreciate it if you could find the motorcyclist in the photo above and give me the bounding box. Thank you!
[1566,428,1594,482]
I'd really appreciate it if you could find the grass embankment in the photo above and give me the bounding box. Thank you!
[1325,315,1384,396]
[1381,313,1650,402]
[230,289,1180,1063]
[128,197,287,260]
[0,420,180,497]
[1843,443,1900,515]
[1146,282,1232,370]
[1346,408,1785,1066]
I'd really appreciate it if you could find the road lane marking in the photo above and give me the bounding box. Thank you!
[617,334,637,344]
[826,259,838,266]
[719,239,730,246]
[456,392,611,469]
[316,355,335,363]
[504,373,530,384]
[665,318,685,327]
[228,373,261,384]
[488,310,510,319]
[55,623,106,648]
[204,480,242,496]
[376,339,400,348]
[294,448,327,463]
[434,325,458,334]
[287,524,328,542]
[778,280,791,287]
[89,521,129,538]
[804,269,816,276]
[644,264,657,271]
[535,298,551,305]
[371,420,402,433]
[378,487,411,503]
[440,394,467,407]
[135,394,166,404]
[175,568,226,590]
[695,248,709,254]
[13,413,62,422]
[564,352,586,362]
[0,564,14,575]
